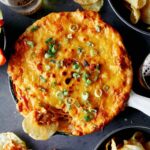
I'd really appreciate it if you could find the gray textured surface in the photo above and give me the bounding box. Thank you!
[0,1,150,150]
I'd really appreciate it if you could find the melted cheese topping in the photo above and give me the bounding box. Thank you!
[8,11,132,136]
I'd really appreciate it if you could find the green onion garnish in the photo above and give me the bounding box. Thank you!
[62,89,68,96]
[82,72,89,81]
[87,41,94,47]
[83,110,94,122]
[44,53,51,59]
[77,47,83,54]
[82,92,89,101]
[95,25,101,32]
[90,49,96,57]
[45,37,53,44]
[73,72,80,79]
[40,75,47,83]
[45,43,57,58]
[50,59,56,63]
[39,87,46,92]
[86,79,92,85]
[73,62,80,70]
[56,91,64,100]
[31,26,40,32]
[45,65,51,71]
[26,40,34,48]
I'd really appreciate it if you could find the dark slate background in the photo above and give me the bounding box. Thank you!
[0,0,150,150]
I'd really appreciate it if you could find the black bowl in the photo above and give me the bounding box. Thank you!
[108,0,150,36]
[0,28,6,51]
[94,126,150,150]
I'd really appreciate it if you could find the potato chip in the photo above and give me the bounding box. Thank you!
[74,0,98,5]
[125,0,147,9]
[22,111,58,140]
[130,6,141,24]
[141,0,150,24]
[81,0,104,12]
[0,132,27,150]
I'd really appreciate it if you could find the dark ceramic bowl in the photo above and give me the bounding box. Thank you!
[108,0,150,36]
[0,28,6,51]
[94,126,150,150]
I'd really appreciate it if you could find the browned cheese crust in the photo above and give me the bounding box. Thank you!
[8,11,133,136]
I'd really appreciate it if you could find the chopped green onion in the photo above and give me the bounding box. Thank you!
[26,40,34,48]
[40,75,47,83]
[56,60,63,69]
[90,49,96,57]
[73,62,80,70]
[82,72,89,81]
[86,79,92,85]
[50,59,56,63]
[95,25,101,32]
[70,24,78,32]
[49,44,56,53]
[66,103,71,111]
[87,41,94,47]
[91,109,97,114]
[82,92,89,101]
[45,65,51,71]
[62,89,68,96]
[56,89,68,100]
[94,89,102,98]
[39,87,46,92]
[56,91,64,100]
[44,53,51,59]
[84,115,91,122]
[77,47,83,54]
[83,110,94,122]
[45,37,53,44]
[73,72,80,79]
[67,33,73,39]
[31,26,40,32]
[45,43,57,58]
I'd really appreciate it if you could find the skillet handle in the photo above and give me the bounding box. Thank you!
[127,91,150,116]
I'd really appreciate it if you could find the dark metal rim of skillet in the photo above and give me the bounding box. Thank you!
[8,77,70,136]
[94,126,150,150]
[0,29,7,51]
[108,0,150,36]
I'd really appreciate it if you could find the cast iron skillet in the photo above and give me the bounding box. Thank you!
[94,126,150,150]
[108,0,150,36]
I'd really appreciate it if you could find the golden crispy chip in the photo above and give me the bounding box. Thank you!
[81,0,104,12]
[125,0,147,9]
[74,0,98,5]
[141,0,150,24]
[0,132,27,150]
[22,111,58,140]
[130,6,141,24]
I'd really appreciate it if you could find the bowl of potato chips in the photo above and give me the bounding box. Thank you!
[73,0,104,12]
[94,126,150,150]
[108,0,150,36]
